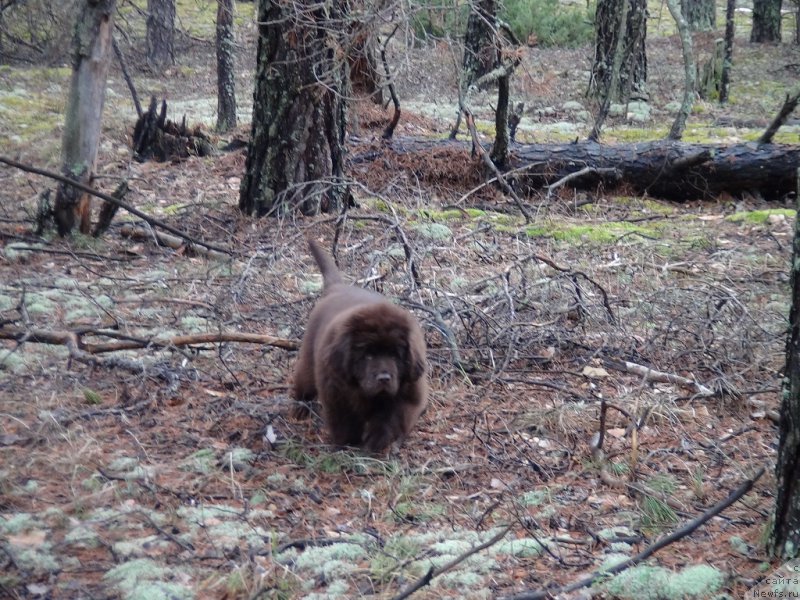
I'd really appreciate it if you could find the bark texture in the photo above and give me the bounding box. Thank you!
[462,0,499,88]
[750,0,782,42]
[667,0,695,139]
[239,0,348,216]
[720,0,735,104]
[146,0,175,71]
[54,0,117,236]
[681,0,716,31]
[216,0,237,132]
[590,0,648,102]
[378,137,800,201]
[773,171,800,560]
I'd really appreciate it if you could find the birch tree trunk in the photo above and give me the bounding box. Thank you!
[54,0,117,236]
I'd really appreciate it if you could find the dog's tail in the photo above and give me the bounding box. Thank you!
[308,239,343,287]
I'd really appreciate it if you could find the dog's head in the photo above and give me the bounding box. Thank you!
[330,303,426,398]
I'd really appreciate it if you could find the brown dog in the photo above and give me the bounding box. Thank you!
[292,240,428,453]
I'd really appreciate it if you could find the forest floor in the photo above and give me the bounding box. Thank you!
[1,3,800,599]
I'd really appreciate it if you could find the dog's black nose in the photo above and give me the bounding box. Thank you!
[376,372,392,382]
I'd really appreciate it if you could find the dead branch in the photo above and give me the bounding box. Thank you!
[119,224,229,259]
[499,467,765,600]
[463,110,532,222]
[0,326,299,354]
[112,35,142,118]
[759,86,800,146]
[469,251,616,324]
[0,155,231,256]
[547,166,620,197]
[391,525,511,600]
[602,357,714,396]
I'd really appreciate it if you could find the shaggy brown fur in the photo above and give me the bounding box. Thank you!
[292,240,428,453]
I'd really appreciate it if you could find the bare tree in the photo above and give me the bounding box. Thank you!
[54,0,117,236]
[216,0,236,133]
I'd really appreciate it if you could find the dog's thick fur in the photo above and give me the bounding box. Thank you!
[293,240,428,453]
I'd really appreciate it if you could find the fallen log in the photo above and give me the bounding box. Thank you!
[375,137,800,201]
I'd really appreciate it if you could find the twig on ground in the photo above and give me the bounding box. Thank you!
[468,251,616,324]
[602,357,714,397]
[391,525,511,600]
[498,467,765,600]
[0,325,298,354]
[120,223,229,259]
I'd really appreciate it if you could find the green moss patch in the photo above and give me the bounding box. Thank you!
[526,220,661,244]
[726,208,795,225]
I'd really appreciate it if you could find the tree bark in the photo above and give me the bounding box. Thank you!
[772,170,800,560]
[719,0,735,103]
[215,0,236,133]
[462,0,499,88]
[750,0,782,42]
[146,0,175,72]
[590,0,647,102]
[667,0,696,139]
[239,0,349,217]
[54,0,117,236]
[681,0,716,31]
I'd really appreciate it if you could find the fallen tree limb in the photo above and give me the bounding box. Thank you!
[119,224,229,259]
[0,325,299,354]
[499,467,766,600]
[602,357,714,396]
[0,155,231,255]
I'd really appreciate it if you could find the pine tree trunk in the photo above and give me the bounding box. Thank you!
[750,0,782,42]
[215,0,236,133]
[681,0,716,31]
[590,0,648,102]
[239,0,348,216]
[772,170,800,560]
[462,0,498,88]
[147,0,175,72]
[54,0,117,236]
[719,0,735,103]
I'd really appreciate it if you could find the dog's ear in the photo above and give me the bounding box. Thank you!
[406,325,427,381]
[326,330,352,378]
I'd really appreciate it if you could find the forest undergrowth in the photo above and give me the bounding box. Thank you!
[0,12,798,599]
